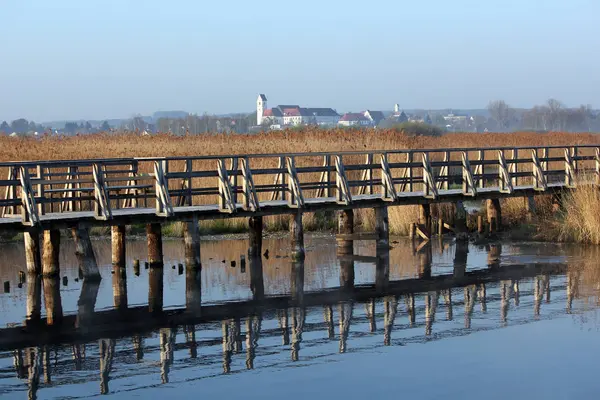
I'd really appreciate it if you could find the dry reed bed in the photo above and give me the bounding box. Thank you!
[1,129,599,236]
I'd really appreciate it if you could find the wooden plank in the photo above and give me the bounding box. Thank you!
[217,159,235,213]
[421,153,438,199]
[498,150,513,194]
[337,254,378,264]
[461,151,477,196]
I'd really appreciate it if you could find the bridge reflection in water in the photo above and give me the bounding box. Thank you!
[0,239,598,399]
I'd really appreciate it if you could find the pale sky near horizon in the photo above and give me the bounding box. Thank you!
[1,0,599,122]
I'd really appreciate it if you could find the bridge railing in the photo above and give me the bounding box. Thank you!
[1,145,598,225]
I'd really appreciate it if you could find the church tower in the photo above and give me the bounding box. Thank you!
[257,94,267,125]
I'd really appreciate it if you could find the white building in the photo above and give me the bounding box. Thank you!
[338,113,371,127]
[256,94,339,127]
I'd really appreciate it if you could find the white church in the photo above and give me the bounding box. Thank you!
[256,94,340,127]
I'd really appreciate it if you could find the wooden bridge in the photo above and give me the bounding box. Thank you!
[0,144,597,280]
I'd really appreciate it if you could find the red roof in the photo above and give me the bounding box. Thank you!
[263,108,282,117]
[340,113,369,122]
[283,108,301,117]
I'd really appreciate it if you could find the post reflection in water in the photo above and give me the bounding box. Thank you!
[4,237,600,398]
[99,339,115,394]
[338,301,353,353]
[383,296,398,346]
[26,276,42,324]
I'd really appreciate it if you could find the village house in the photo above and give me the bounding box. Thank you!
[338,113,371,127]
[257,94,340,127]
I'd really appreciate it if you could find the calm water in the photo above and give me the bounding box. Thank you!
[0,234,599,399]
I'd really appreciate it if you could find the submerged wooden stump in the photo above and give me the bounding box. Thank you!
[486,199,502,233]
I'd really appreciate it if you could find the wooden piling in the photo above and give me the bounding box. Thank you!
[26,276,42,324]
[487,243,502,269]
[111,225,126,267]
[24,231,41,275]
[112,265,127,310]
[337,209,354,254]
[42,230,60,277]
[486,199,502,233]
[455,201,468,240]
[453,239,468,278]
[418,242,432,279]
[43,277,63,325]
[249,255,264,300]
[184,216,201,268]
[291,261,305,303]
[418,204,432,235]
[375,206,390,292]
[148,265,163,314]
[76,280,100,330]
[185,265,202,312]
[248,216,263,259]
[71,225,101,281]
[525,196,536,221]
[290,212,305,261]
[477,215,484,234]
[146,223,163,266]
[375,206,389,249]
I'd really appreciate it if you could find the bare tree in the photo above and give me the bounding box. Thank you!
[487,100,515,131]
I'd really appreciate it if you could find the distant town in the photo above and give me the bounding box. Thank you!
[1,95,599,137]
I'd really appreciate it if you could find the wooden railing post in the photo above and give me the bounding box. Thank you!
[217,159,235,213]
[241,157,260,211]
[93,163,112,220]
[498,150,513,194]
[564,148,576,188]
[461,152,476,196]
[380,153,397,201]
[334,155,352,205]
[475,150,484,189]
[19,166,40,226]
[436,151,449,191]
[229,157,239,205]
[510,148,518,187]
[532,150,547,191]
[154,160,174,217]
[595,148,600,186]
[286,156,304,208]
[36,165,45,216]
[422,153,438,199]
[358,153,374,196]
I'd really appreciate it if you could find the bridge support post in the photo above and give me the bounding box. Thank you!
[290,212,305,261]
[453,239,468,278]
[337,210,354,290]
[184,217,201,268]
[291,260,305,303]
[486,199,502,233]
[147,223,164,313]
[487,243,502,269]
[249,254,264,300]
[112,263,127,310]
[71,224,101,281]
[26,275,42,324]
[418,204,432,236]
[454,201,468,240]
[43,276,63,325]
[42,230,60,276]
[186,264,202,312]
[418,242,432,279]
[147,223,163,266]
[525,197,536,221]
[248,216,263,259]
[375,206,390,292]
[24,231,41,275]
[111,225,126,267]
[148,265,164,314]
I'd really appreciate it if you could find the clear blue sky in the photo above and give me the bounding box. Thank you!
[1,0,598,122]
